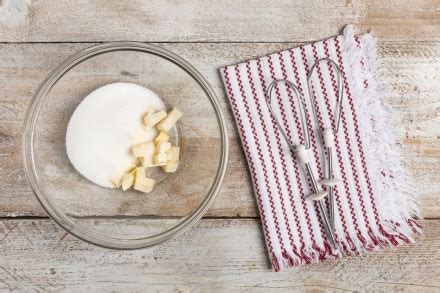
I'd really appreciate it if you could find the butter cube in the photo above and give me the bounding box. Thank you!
[156,109,182,132]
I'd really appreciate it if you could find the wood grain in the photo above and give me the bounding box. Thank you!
[0,1,438,290]
[0,0,439,42]
[0,218,438,291]
[0,41,439,218]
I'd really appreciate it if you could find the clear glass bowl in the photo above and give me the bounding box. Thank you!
[22,42,228,249]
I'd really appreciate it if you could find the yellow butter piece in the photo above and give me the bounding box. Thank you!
[134,167,155,193]
[111,163,137,188]
[132,141,155,158]
[162,161,179,173]
[154,153,168,166]
[121,169,136,191]
[155,141,171,154]
[167,146,180,162]
[144,110,167,129]
[156,108,182,132]
[155,131,169,143]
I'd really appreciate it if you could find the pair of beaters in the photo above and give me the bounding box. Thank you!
[265,58,344,250]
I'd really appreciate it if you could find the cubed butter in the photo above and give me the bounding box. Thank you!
[111,163,137,188]
[154,131,169,143]
[134,167,155,193]
[154,153,168,166]
[144,110,167,129]
[132,142,155,158]
[138,143,155,167]
[162,161,179,173]
[155,141,171,154]
[111,175,123,188]
[156,108,182,132]
[121,169,136,191]
[167,146,180,162]
[140,156,155,168]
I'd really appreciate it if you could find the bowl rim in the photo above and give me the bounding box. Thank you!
[22,41,229,249]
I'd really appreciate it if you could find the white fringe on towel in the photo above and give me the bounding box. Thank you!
[343,26,420,240]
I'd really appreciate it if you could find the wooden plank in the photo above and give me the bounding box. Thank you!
[0,42,439,217]
[0,0,439,42]
[0,218,438,291]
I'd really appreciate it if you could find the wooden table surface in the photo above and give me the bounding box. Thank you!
[1,1,439,292]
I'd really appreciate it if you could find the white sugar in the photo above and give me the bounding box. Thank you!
[66,83,165,188]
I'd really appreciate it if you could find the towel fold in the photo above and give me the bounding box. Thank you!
[220,25,420,271]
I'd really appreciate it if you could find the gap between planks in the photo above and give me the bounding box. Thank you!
[0,216,438,220]
[1,40,439,44]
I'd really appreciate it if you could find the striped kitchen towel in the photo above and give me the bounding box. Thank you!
[220,25,420,271]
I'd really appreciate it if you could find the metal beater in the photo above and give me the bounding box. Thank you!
[265,79,337,249]
[307,57,344,231]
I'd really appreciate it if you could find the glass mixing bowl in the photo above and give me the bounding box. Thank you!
[22,42,228,249]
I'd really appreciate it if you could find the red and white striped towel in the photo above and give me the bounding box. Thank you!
[220,26,420,271]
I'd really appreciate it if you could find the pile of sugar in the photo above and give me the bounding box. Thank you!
[66,82,165,188]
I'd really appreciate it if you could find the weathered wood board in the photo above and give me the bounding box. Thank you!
[0,219,438,292]
[0,1,439,290]
[0,0,439,42]
[0,42,439,218]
